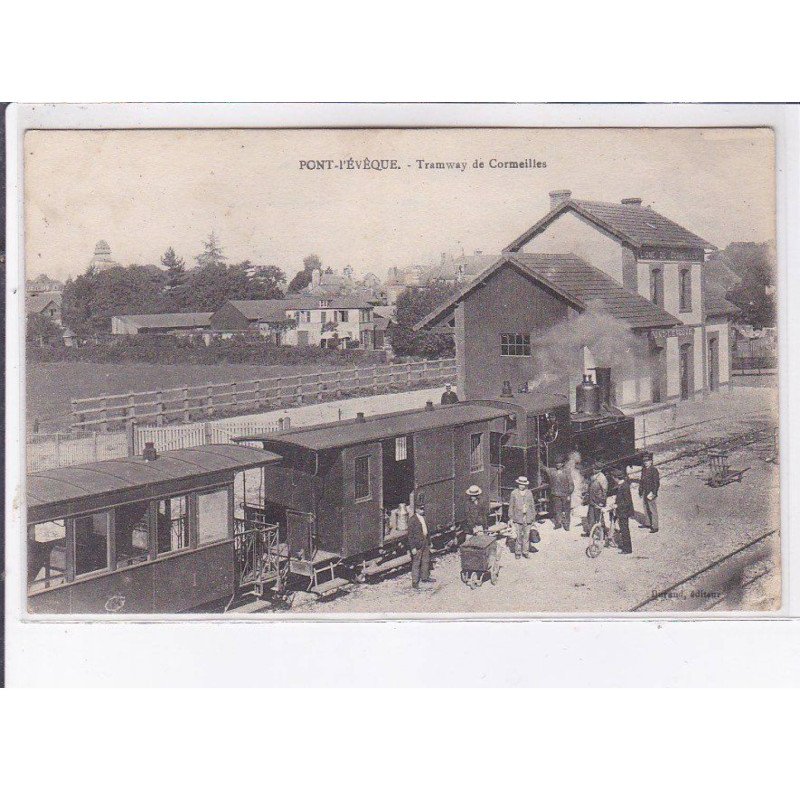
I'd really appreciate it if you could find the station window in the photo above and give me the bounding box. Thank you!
[354,455,371,500]
[470,433,484,473]
[157,496,191,555]
[298,310,311,323]
[74,512,111,577]
[679,268,692,312]
[395,436,408,461]
[650,267,664,308]
[197,489,230,545]
[116,501,151,566]
[28,520,68,590]
[320,311,327,324]
[500,334,531,356]
[339,310,349,323]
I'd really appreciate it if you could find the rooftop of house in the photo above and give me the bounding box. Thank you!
[506,192,715,252]
[26,293,62,314]
[114,312,213,329]
[416,253,682,332]
[223,295,375,323]
[424,251,501,282]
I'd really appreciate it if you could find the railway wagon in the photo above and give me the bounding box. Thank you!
[26,444,283,614]
[236,401,512,588]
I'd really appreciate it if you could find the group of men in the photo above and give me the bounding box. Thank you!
[407,381,661,581]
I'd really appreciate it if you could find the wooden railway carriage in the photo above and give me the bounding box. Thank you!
[26,444,282,614]
[236,401,512,586]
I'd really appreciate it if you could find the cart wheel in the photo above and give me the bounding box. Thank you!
[590,522,604,544]
[460,570,469,585]
[467,571,481,589]
[586,542,602,559]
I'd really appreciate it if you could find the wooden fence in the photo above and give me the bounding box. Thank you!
[27,417,292,472]
[70,358,456,431]
[27,430,129,472]
[133,417,292,456]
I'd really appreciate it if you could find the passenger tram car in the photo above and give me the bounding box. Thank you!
[26,372,646,613]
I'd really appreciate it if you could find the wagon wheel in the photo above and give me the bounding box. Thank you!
[460,570,469,585]
[467,571,482,589]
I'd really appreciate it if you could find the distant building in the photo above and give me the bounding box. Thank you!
[111,312,213,336]
[211,296,380,349]
[26,292,62,327]
[384,265,426,303]
[89,240,122,272]
[26,275,65,297]
[424,250,500,284]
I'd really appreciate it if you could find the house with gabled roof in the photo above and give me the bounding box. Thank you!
[417,252,682,408]
[210,296,379,349]
[502,190,733,401]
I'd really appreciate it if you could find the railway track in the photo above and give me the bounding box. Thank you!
[630,529,779,612]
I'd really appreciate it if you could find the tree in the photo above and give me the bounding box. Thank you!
[26,313,63,346]
[288,253,322,293]
[161,246,186,288]
[391,281,456,359]
[195,232,226,269]
[721,241,777,327]
[61,264,167,337]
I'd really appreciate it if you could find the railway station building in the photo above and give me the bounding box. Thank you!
[418,191,735,412]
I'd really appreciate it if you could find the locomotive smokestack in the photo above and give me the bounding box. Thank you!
[425,400,434,410]
[142,442,158,461]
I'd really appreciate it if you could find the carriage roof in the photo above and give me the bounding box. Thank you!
[234,402,510,452]
[27,443,282,522]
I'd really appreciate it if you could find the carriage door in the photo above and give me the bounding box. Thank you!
[286,510,315,559]
[413,427,455,532]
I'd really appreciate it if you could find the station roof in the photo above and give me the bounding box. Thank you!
[113,312,213,329]
[416,253,681,332]
[235,402,509,452]
[505,198,715,252]
[27,444,281,520]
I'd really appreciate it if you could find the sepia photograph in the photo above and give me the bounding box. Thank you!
[18,124,781,616]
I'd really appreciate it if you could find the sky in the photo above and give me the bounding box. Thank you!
[24,127,775,283]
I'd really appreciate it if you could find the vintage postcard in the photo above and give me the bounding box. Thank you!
[14,118,781,616]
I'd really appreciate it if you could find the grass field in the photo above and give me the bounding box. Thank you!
[26,361,341,432]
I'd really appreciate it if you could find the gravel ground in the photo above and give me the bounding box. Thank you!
[281,384,780,615]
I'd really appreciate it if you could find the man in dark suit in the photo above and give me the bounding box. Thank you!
[408,504,435,588]
[440,383,459,405]
[638,453,660,532]
[613,468,635,554]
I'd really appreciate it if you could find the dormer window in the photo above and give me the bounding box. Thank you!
[319,299,330,308]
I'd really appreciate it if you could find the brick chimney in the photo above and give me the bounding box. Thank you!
[549,189,572,210]
[621,197,642,207]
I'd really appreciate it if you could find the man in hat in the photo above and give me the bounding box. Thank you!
[638,453,660,533]
[613,467,634,554]
[586,465,609,537]
[408,504,434,588]
[464,485,490,535]
[509,476,536,558]
[541,456,575,531]
[440,383,459,405]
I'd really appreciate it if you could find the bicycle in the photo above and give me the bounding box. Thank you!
[586,499,619,559]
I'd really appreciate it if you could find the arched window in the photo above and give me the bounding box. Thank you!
[679,268,692,312]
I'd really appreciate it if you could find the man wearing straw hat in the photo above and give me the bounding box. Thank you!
[509,476,536,559]
[464,484,490,535]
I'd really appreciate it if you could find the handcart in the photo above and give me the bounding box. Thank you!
[707,449,749,487]
[459,533,500,589]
